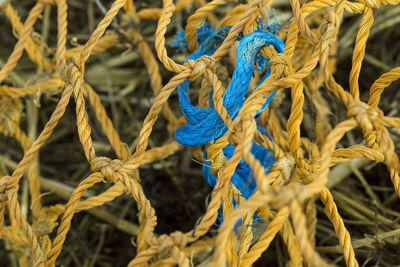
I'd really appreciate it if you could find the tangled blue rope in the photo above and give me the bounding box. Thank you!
[170,20,284,225]
[203,146,274,228]
[175,29,284,146]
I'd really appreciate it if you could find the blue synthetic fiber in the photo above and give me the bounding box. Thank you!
[169,22,215,51]
[173,18,285,229]
[257,126,274,141]
[202,142,275,226]
[255,10,282,73]
[256,9,282,35]
[202,142,275,198]
[198,22,215,44]
[169,31,187,52]
[175,26,232,126]
[175,30,284,146]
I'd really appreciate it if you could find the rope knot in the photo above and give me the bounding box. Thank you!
[208,145,227,176]
[320,8,339,37]
[227,116,250,147]
[362,0,381,9]
[90,156,112,171]
[187,55,215,81]
[170,231,188,249]
[269,53,293,80]
[90,157,123,183]
[347,101,383,130]
[151,231,187,255]
[273,155,295,182]
[152,234,176,253]
[91,157,138,183]
[60,55,82,86]
[0,176,13,198]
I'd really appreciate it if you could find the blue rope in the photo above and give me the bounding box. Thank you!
[203,142,274,228]
[175,26,232,126]
[170,19,284,226]
[175,30,284,146]
[202,142,275,199]
[170,22,215,52]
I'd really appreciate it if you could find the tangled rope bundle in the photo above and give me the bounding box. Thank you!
[0,0,399,266]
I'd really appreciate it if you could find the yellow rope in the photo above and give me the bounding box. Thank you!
[0,0,399,265]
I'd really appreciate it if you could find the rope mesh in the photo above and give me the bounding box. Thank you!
[0,0,399,266]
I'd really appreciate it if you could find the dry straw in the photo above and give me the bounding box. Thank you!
[0,0,399,266]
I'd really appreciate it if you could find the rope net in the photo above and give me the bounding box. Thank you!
[0,0,399,266]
